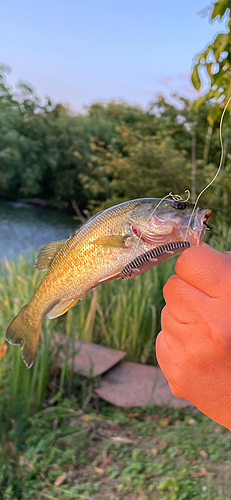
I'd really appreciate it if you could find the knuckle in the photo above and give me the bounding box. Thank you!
[175,246,192,272]
[175,245,207,278]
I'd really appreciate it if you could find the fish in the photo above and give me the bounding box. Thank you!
[5,198,211,368]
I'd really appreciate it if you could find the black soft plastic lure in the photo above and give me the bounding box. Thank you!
[120,241,190,280]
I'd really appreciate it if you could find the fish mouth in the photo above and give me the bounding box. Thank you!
[200,209,212,240]
[203,210,211,230]
[172,208,212,246]
[130,208,212,248]
[186,208,212,245]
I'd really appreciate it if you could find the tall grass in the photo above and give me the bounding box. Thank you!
[0,251,176,421]
[62,260,174,363]
[0,227,228,423]
[0,255,55,426]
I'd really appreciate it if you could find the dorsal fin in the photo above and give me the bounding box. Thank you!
[34,239,67,271]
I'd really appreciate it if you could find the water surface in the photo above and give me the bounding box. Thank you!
[0,200,78,260]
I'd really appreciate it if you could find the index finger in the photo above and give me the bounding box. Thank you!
[175,244,231,298]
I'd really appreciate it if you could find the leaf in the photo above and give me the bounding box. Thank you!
[159,418,170,427]
[211,0,229,21]
[111,436,132,443]
[145,471,155,479]
[207,105,221,127]
[199,450,208,458]
[206,62,213,78]
[54,473,67,487]
[189,467,207,477]
[191,65,201,91]
[80,415,93,422]
[94,467,104,474]
[193,94,207,111]
[159,440,168,450]
[184,417,196,425]
[213,33,229,59]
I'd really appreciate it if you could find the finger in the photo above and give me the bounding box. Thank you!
[163,274,208,323]
[161,305,211,356]
[161,306,190,343]
[175,244,231,298]
[155,330,172,375]
[155,331,185,398]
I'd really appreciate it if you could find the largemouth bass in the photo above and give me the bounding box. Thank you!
[5,198,211,368]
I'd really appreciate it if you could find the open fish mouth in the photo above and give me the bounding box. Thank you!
[203,221,211,230]
[200,209,212,240]
[203,211,211,231]
[172,208,212,246]
[187,208,212,245]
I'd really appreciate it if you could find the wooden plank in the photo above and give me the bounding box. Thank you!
[95,361,193,408]
[52,335,126,377]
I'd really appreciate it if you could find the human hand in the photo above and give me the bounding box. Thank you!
[156,243,231,430]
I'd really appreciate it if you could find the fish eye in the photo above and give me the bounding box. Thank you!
[172,201,186,210]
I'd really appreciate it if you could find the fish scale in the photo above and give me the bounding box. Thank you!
[5,198,211,368]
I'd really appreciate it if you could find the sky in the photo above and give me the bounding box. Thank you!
[1,0,228,112]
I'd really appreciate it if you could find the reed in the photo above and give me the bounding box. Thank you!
[0,254,53,423]
[0,252,176,420]
[0,226,224,420]
[58,256,176,363]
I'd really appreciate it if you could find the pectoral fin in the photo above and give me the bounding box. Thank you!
[92,235,129,248]
[98,272,121,283]
[35,239,67,270]
[48,297,80,319]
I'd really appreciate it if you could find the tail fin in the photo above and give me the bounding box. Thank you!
[5,304,41,368]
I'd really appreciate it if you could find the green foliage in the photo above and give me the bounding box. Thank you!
[61,256,174,364]
[0,400,229,499]
[1,65,231,228]
[191,0,231,120]
[0,253,174,413]
[82,124,191,210]
[0,255,54,425]
[0,217,228,427]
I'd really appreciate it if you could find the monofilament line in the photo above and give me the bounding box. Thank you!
[185,97,231,241]
[132,190,191,260]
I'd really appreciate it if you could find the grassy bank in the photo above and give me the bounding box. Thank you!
[1,231,231,499]
[1,399,231,500]
[0,226,227,422]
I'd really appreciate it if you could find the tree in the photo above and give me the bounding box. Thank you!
[191,0,231,124]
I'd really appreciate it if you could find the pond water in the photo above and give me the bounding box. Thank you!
[0,200,78,260]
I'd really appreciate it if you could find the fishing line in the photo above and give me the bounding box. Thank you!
[132,193,171,259]
[169,190,191,203]
[146,189,191,222]
[133,99,230,257]
[132,190,191,259]
[185,97,231,241]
